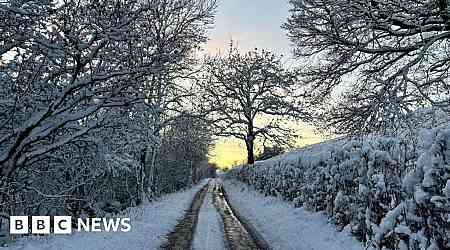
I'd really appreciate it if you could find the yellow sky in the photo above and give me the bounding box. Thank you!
[209,122,326,169]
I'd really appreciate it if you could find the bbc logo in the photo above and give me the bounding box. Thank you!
[10,216,131,234]
[10,216,72,234]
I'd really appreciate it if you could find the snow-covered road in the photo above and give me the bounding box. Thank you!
[192,182,226,250]
[165,179,263,250]
[6,178,365,250]
[223,179,364,250]
[7,180,209,250]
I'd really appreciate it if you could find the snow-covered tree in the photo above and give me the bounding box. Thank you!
[283,0,450,135]
[136,0,216,197]
[0,0,216,219]
[157,115,213,193]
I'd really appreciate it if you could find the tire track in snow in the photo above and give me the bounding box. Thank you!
[212,179,270,250]
[192,182,226,250]
[161,179,270,250]
[160,182,209,250]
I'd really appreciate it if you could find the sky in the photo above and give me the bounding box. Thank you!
[203,0,326,168]
[204,0,292,56]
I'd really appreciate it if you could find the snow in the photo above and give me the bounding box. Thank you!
[192,181,225,250]
[222,179,363,250]
[374,203,405,243]
[414,187,430,204]
[334,191,346,210]
[444,180,450,198]
[7,180,209,250]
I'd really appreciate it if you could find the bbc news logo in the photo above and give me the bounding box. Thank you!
[10,216,131,234]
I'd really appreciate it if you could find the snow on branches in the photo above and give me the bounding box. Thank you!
[0,0,216,221]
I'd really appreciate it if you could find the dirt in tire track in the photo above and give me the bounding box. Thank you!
[212,181,270,250]
[160,182,210,250]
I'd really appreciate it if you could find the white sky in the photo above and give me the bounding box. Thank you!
[203,0,292,57]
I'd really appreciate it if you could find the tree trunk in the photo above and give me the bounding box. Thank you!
[136,162,144,206]
[144,145,157,201]
[245,135,255,165]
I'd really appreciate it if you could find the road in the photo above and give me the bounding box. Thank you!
[161,179,270,250]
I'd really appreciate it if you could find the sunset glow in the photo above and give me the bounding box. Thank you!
[204,0,325,169]
[209,122,326,169]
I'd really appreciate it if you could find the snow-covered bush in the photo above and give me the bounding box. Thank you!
[226,126,450,249]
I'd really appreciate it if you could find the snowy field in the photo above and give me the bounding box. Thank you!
[223,179,363,250]
[6,180,208,250]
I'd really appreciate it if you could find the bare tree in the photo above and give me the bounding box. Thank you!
[199,46,307,164]
[283,0,450,135]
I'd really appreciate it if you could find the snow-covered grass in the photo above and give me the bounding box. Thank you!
[223,179,363,250]
[192,181,225,250]
[6,180,209,250]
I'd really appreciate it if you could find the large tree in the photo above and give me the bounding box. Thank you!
[200,47,307,164]
[132,0,216,199]
[283,0,450,135]
[0,0,216,216]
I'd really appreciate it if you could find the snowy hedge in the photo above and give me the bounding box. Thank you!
[226,126,450,250]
